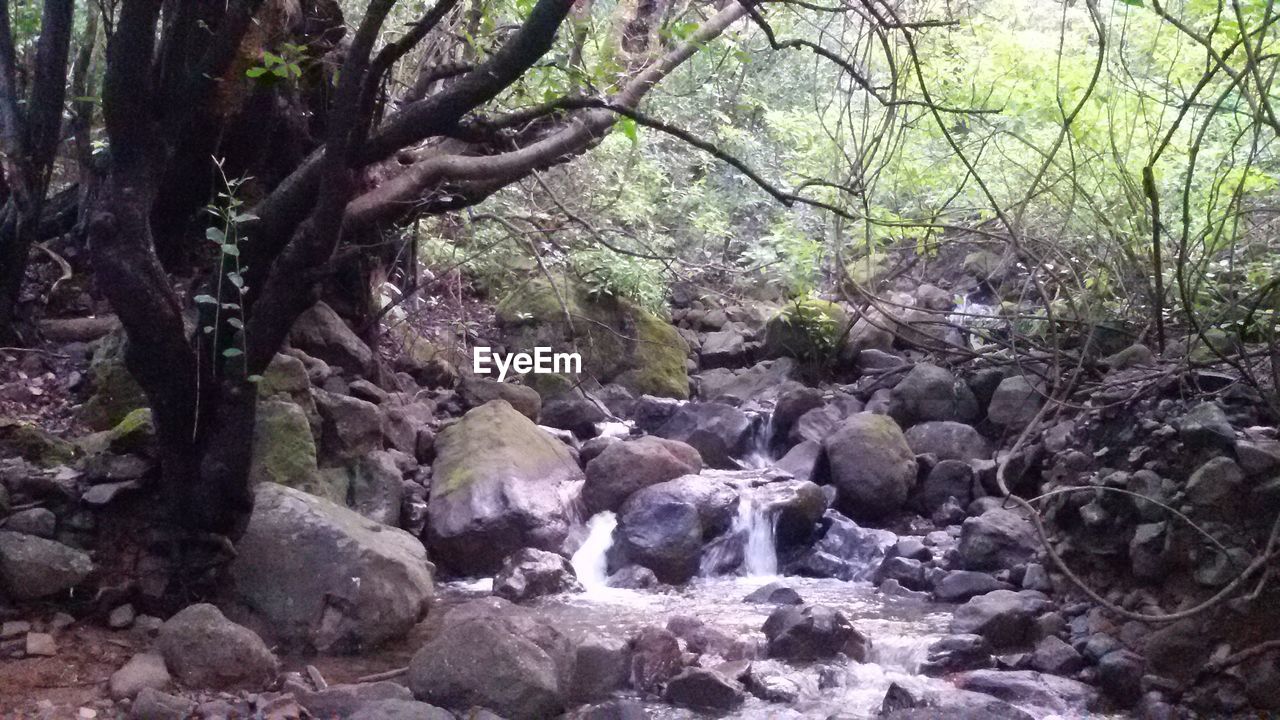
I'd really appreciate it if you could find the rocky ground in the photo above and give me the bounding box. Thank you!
[1,265,1278,719]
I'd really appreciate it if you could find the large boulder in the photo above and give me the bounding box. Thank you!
[493,548,583,603]
[986,376,1041,426]
[664,667,746,712]
[157,604,278,691]
[342,450,405,525]
[229,484,434,653]
[0,531,93,600]
[614,475,736,583]
[952,670,1097,716]
[904,421,993,462]
[889,363,958,426]
[428,400,582,574]
[1178,401,1235,451]
[763,605,869,662]
[695,358,796,408]
[958,508,1039,571]
[949,590,1049,648]
[823,413,917,521]
[408,600,573,720]
[582,437,702,514]
[497,277,689,399]
[762,298,848,361]
[288,301,374,375]
[787,510,896,581]
[313,390,383,462]
[654,402,751,468]
[458,376,542,421]
[753,479,827,548]
[248,399,333,501]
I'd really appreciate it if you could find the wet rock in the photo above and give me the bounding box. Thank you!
[583,437,702,513]
[744,582,803,605]
[774,439,826,484]
[629,626,684,693]
[1029,635,1084,675]
[823,413,917,521]
[0,531,93,600]
[565,700,647,720]
[493,548,583,603]
[950,590,1049,648]
[789,399,862,446]
[1020,563,1052,592]
[3,507,56,537]
[230,483,434,653]
[889,363,958,426]
[458,376,542,421]
[615,474,736,583]
[763,605,869,662]
[157,604,278,691]
[248,398,328,499]
[914,459,975,515]
[788,510,896,581]
[1178,401,1235,451]
[408,605,571,720]
[1097,649,1144,706]
[1129,522,1169,581]
[629,395,681,433]
[313,389,383,462]
[570,636,631,703]
[753,479,827,548]
[541,388,610,437]
[428,400,581,574]
[654,402,751,468]
[700,328,750,368]
[953,669,1097,716]
[129,688,194,720]
[986,376,1041,426]
[934,570,1013,603]
[920,634,995,676]
[664,667,746,712]
[288,301,374,375]
[957,508,1038,571]
[109,651,170,699]
[904,421,993,462]
[874,556,929,591]
[773,385,825,435]
[607,564,660,589]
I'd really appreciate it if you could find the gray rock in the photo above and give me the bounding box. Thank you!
[986,376,1041,426]
[566,700,647,720]
[0,531,93,600]
[129,688,194,720]
[541,388,610,437]
[664,667,746,712]
[1130,522,1169,581]
[348,700,455,720]
[875,556,929,591]
[1178,401,1235,451]
[914,459,975,515]
[615,474,736,583]
[571,636,631,703]
[629,626,684,693]
[25,631,55,655]
[493,548,583,603]
[1186,456,1244,513]
[700,328,749,367]
[583,436,701,514]
[344,450,405,525]
[428,400,581,574]
[109,651,171,699]
[744,581,804,605]
[950,590,1049,648]
[1097,649,1144,705]
[920,634,994,676]
[629,395,681,433]
[607,564,661,589]
[788,510,896,581]
[457,376,543,421]
[230,483,434,653]
[763,605,869,662]
[3,507,55,537]
[774,439,825,484]
[904,421,993,462]
[953,669,1097,716]
[958,508,1038,571]
[109,603,136,629]
[1029,635,1084,675]
[823,413,917,522]
[295,680,413,718]
[934,571,1013,603]
[288,301,374,375]
[313,389,384,461]
[752,479,827,549]
[654,402,752,468]
[157,604,278,690]
[890,363,958,426]
[773,385,825,435]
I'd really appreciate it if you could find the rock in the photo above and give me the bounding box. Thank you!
[109,603,136,629]
[408,608,570,719]
[541,388,610,437]
[629,395,682,433]
[986,376,1041,426]
[761,299,848,361]
[915,459,976,515]
[753,479,827,548]
[338,450,405,525]
[78,329,148,431]
[774,439,826,484]
[920,634,994,676]
[3,507,56,537]
[629,626,684,692]
[428,400,582,574]
[382,399,436,460]
[25,632,56,656]
[607,565,660,589]
[1178,401,1235,451]
[789,402,855,445]
[129,688,194,720]
[700,328,749,368]
[1130,522,1169,581]
[248,399,331,500]
[1103,343,1154,370]
[744,581,804,605]
[875,557,929,592]
[595,384,636,418]
[934,570,1013,603]
[1097,649,1144,705]
[0,531,93,600]
[822,413,917,522]
[666,615,752,659]
[566,700,647,720]
[772,383,825,434]
[904,421,993,462]
[157,604,278,691]
[347,700,454,720]
[1029,635,1084,675]
[0,420,78,467]
[958,508,1038,571]
[952,670,1097,716]
[763,605,869,662]
[493,548,583,603]
[313,390,384,462]
[1185,456,1244,514]
[458,376,542,421]
[614,474,736,583]
[230,483,434,653]
[583,437,701,513]
[950,590,1049,648]
[788,509,897,581]
[292,680,413,718]
[288,301,374,375]
[570,636,631,703]
[889,363,958,426]
[348,379,389,404]
[1244,650,1280,710]
[654,402,751,468]
[663,667,745,712]
[109,652,171,699]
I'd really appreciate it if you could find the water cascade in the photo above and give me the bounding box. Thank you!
[738,412,778,469]
[701,493,779,577]
[570,511,617,590]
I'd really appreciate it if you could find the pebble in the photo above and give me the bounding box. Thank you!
[25,632,56,656]
[108,604,135,629]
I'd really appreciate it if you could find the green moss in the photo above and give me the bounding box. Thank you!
[259,353,310,398]
[249,400,338,502]
[432,400,578,497]
[762,297,849,361]
[107,408,154,454]
[0,420,78,467]
[78,330,148,431]
[615,309,690,399]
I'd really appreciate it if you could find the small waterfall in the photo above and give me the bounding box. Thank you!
[571,511,617,590]
[738,412,777,469]
[701,495,779,577]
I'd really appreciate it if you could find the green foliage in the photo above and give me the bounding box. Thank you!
[246,44,307,84]
[199,158,257,375]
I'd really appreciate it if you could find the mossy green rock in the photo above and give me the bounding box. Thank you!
[79,330,148,431]
[428,399,582,574]
[762,298,849,361]
[107,408,155,454]
[0,420,78,467]
[249,400,338,503]
[258,353,319,432]
[497,278,689,399]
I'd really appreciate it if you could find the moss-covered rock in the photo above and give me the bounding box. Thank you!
[249,400,339,503]
[762,298,849,361]
[0,420,78,467]
[106,408,155,455]
[79,329,148,431]
[258,353,319,433]
[497,278,689,399]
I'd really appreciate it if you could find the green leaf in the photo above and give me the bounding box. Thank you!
[226,317,244,330]
[247,374,264,383]
[1119,0,1142,5]
[619,117,638,144]
[232,212,258,223]
[194,294,218,305]
[227,272,244,288]
[221,244,240,257]
[206,227,226,243]
[222,347,244,358]
[246,67,268,78]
